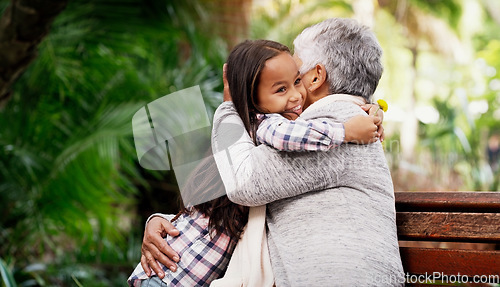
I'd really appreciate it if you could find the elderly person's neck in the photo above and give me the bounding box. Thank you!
[303,83,329,109]
[301,63,330,110]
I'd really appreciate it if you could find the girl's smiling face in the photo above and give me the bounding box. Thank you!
[256,52,306,120]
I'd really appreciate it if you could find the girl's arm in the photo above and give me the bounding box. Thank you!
[256,114,344,151]
[256,113,381,152]
[212,102,345,207]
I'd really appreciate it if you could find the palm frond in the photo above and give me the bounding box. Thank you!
[251,0,352,46]
[0,1,227,279]
[0,258,17,287]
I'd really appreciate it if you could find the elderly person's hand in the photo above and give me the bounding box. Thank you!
[140,216,180,279]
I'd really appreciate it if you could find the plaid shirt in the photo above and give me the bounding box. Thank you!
[256,114,345,151]
[128,210,237,287]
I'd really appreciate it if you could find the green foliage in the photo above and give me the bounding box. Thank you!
[250,0,352,47]
[2,0,500,286]
[0,258,16,287]
[420,96,482,190]
[0,0,226,285]
[418,35,500,191]
[477,40,500,190]
[409,0,462,29]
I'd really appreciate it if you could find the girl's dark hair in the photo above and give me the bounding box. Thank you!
[226,39,290,141]
[180,154,248,239]
[176,40,289,239]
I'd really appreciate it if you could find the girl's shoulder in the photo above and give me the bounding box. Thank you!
[170,209,210,238]
[165,209,237,285]
[169,209,234,248]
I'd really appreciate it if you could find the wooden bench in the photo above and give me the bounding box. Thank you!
[395,191,500,286]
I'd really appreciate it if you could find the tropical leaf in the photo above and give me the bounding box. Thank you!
[251,0,352,46]
[0,0,228,285]
[0,258,16,287]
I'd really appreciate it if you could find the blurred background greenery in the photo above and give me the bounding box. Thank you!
[0,0,499,286]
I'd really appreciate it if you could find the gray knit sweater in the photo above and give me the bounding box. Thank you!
[212,97,404,286]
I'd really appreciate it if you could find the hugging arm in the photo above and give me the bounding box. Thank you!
[140,214,180,278]
[256,113,381,152]
[212,102,345,207]
[256,114,345,151]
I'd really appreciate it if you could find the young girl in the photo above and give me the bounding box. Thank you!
[129,39,380,287]
[226,40,380,151]
[128,154,248,287]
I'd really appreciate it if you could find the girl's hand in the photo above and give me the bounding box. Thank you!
[140,216,180,278]
[343,115,379,144]
[223,63,232,102]
[361,104,385,142]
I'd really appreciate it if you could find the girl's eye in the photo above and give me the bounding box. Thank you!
[295,78,302,85]
[276,86,286,93]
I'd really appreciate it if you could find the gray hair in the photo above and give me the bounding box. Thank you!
[293,18,383,102]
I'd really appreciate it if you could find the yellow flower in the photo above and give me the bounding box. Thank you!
[377,99,388,112]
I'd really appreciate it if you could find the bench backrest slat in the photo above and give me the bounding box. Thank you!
[395,191,500,280]
[400,247,500,277]
[395,191,500,212]
[397,211,500,242]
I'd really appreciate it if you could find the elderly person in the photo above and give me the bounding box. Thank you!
[211,18,404,286]
[141,18,404,286]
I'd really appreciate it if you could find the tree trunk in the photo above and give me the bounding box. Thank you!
[205,0,252,49]
[400,45,419,163]
[0,0,68,108]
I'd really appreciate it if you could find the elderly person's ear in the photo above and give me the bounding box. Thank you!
[307,64,327,93]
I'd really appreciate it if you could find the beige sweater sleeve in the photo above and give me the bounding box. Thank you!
[211,102,345,207]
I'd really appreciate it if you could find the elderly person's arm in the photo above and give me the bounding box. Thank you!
[212,102,345,206]
[140,214,180,278]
